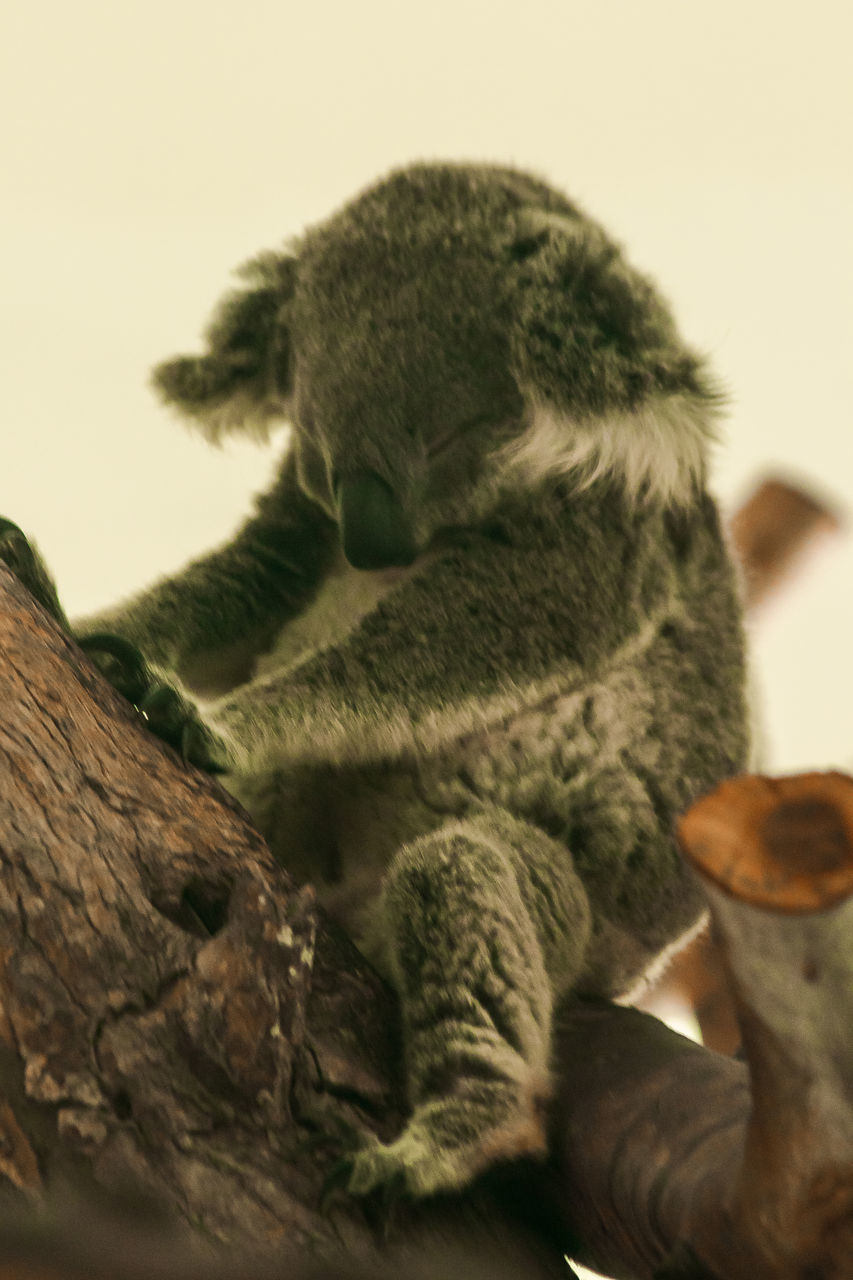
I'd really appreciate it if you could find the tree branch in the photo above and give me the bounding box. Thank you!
[536,771,853,1278]
[0,563,398,1258]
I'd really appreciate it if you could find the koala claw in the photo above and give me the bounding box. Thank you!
[320,1155,360,1212]
[80,633,231,774]
[0,521,30,584]
[0,519,69,627]
[333,1088,550,1201]
[139,683,231,773]
[321,1152,409,1238]
[339,1138,421,1198]
[78,633,151,705]
[0,517,26,546]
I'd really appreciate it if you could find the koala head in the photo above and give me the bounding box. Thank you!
[154,163,722,569]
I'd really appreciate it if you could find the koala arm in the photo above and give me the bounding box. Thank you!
[208,492,687,773]
[73,451,338,697]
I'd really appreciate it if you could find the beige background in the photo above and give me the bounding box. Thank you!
[3,0,852,774]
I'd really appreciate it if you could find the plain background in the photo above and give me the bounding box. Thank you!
[2,0,851,777]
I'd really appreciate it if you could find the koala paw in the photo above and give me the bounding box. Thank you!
[79,633,232,774]
[0,519,69,628]
[140,682,232,774]
[329,1087,549,1200]
[0,524,230,776]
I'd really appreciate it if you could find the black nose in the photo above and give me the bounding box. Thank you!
[335,471,418,570]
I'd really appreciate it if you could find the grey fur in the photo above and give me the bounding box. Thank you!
[72,162,747,1195]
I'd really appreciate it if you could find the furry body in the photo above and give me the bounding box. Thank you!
[19,164,750,1194]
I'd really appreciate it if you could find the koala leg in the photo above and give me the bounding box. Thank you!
[345,811,592,1197]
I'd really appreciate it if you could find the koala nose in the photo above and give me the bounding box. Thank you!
[335,470,418,570]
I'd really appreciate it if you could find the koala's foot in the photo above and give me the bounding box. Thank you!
[337,1081,549,1199]
[79,633,232,774]
[0,519,70,629]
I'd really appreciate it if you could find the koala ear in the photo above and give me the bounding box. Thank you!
[503,209,724,505]
[152,251,297,443]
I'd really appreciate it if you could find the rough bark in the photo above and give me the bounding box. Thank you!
[3,562,853,1278]
[0,562,401,1263]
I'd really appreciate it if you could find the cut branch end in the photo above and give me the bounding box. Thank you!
[678,772,853,913]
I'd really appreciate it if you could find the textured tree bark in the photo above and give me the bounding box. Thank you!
[0,562,401,1263]
[3,562,853,1280]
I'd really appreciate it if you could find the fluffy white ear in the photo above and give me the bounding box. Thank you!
[504,207,724,503]
[151,252,297,444]
[496,395,722,506]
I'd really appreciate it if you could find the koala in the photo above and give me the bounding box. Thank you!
[2,162,748,1199]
